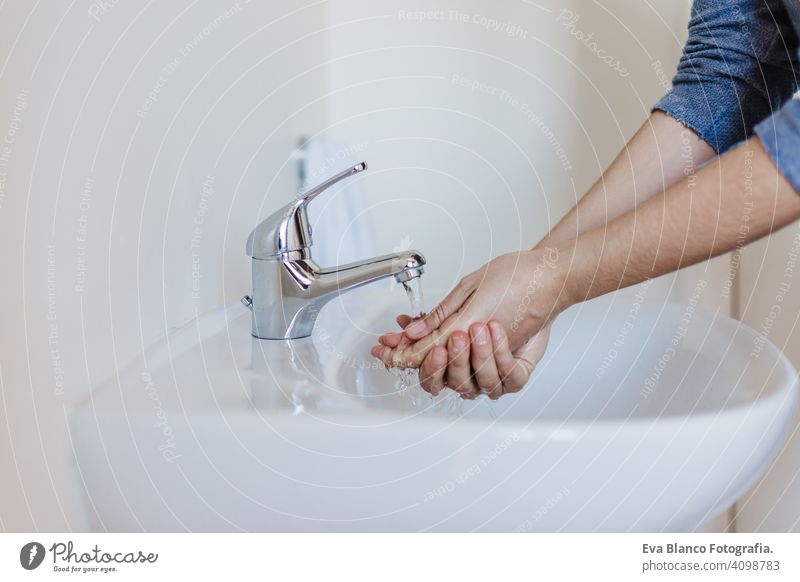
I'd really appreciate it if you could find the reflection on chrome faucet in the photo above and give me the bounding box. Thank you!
[243,161,426,340]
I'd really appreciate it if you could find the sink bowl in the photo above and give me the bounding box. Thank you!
[71,286,798,532]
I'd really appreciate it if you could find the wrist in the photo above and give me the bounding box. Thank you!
[549,241,585,314]
[522,246,578,323]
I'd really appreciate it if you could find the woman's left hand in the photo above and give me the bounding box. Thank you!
[387,315,552,399]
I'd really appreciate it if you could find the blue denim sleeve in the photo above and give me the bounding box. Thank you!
[653,0,799,154]
[755,99,800,193]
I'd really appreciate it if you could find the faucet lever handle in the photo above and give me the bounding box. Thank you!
[298,161,367,207]
[246,161,369,259]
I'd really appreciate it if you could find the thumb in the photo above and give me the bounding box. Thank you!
[404,279,475,340]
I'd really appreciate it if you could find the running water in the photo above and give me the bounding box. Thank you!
[395,276,479,417]
[402,277,426,318]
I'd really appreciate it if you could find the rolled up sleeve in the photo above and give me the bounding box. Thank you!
[755,98,800,193]
[654,0,799,154]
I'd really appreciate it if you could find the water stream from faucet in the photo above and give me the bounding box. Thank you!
[397,276,496,418]
[401,277,426,318]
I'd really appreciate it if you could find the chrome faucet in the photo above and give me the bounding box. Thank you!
[243,161,426,340]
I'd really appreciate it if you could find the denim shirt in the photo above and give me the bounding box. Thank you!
[653,0,800,193]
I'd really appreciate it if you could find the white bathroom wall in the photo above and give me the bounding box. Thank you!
[0,1,329,530]
[736,225,800,531]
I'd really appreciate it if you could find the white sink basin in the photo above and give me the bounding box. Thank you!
[72,286,798,532]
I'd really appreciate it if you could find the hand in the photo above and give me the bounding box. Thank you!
[412,318,551,400]
[370,247,569,371]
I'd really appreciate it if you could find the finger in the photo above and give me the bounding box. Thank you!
[378,332,412,348]
[396,307,468,356]
[389,328,445,369]
[420,346,447,396]
[376,314,417,347]
[404,278,475,340]
[446,331,479,398]
[370,344,389,368]
[371,344,395,368]
[389,305,478,368]
[388,295,476,364]
[488,321,532,395]
[469,323,502,399]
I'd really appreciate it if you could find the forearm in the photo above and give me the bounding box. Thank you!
[560,137,800,305]
[536,111,716,248]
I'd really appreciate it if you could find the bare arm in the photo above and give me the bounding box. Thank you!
[537,111,716,248]
[560,136,800,304]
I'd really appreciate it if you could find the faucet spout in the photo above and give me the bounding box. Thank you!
[316,251,426,293]
[248,250,425,340]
